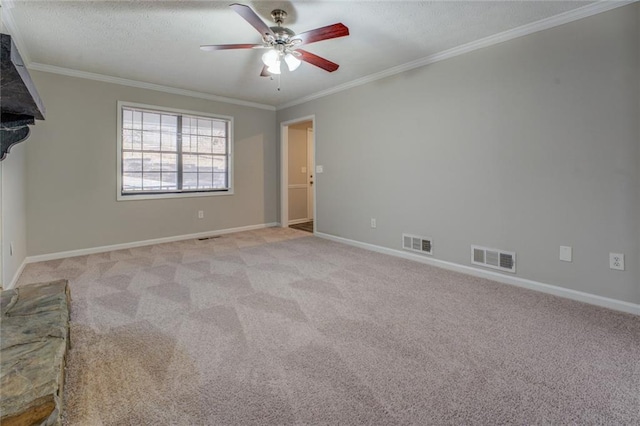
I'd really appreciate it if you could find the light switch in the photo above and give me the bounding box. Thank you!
[301,166,307,173]
[559,246,572,262]
[316,165,323,173]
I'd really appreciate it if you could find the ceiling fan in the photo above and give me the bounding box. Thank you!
[200,3,349,76]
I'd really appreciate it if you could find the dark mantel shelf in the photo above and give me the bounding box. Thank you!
[1,33,46,160]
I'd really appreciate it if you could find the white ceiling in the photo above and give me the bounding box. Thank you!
[4,1,607,108]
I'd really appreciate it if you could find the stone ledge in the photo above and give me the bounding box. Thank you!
[1,280,70,426]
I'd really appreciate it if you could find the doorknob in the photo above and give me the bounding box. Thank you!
[310,181,313,185]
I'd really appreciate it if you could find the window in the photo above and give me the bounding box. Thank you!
[117,102,233,200]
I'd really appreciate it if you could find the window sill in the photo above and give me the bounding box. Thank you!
[116,190,234,201]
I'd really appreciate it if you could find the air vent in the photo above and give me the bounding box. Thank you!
[471,245,516,273]
[402,234,433,255]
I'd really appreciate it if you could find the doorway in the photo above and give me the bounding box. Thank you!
[280,116,315,233]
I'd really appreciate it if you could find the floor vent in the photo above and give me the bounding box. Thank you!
[197,236,222,241]
[402,234,433,255]
[471,245,516,273]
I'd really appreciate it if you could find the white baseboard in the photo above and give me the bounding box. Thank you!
[315,232,640,316]
[288,218,312,225]
[26,222,279,263]
[5,258,27,290]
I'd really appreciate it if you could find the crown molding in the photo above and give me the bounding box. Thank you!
[3,0,635,112]
[1,0,31,64]
[276,0,637,110]
[27,63,276,111]
[3,0,274,110]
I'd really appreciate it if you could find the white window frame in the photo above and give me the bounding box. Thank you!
[116,101,234,201]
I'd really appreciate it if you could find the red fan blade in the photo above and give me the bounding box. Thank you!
[260,65,271,77]
[297,49,339,72]
[200,44,262,51]
[294,23,349,45]
[230,3,274,37]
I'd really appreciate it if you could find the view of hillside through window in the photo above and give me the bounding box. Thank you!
[121,107,230,195]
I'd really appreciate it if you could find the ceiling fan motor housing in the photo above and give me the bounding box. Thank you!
[269,9,296,43]
[270,26,295,42]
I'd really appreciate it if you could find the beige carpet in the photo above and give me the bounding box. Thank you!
[17,228,640,425]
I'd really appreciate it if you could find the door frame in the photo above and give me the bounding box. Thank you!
[280,115,316,233]
[306,127,314,221]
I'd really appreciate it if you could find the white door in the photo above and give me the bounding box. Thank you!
[307,128,314,220]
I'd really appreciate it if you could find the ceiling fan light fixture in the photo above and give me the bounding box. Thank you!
[284,53,301,71]
[267,60,282,75]
[261,49,279,68]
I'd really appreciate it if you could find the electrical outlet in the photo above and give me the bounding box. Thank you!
[609,253,624,271]
[198,210,204,219]
[370,218,377,229]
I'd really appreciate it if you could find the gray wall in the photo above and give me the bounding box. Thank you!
[1,161,2,286]
[27,71,277,256]
[1,142,28,287]
[278,4,640,304]
[1,5,28,287]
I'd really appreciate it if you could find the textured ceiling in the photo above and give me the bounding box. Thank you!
[6,1,598,107]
